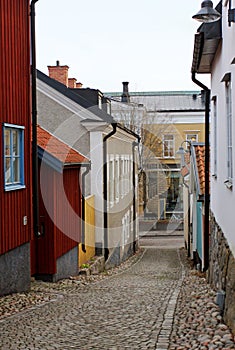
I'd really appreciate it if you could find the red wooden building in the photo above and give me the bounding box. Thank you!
[31,126,89,281]
[0,0,32,295]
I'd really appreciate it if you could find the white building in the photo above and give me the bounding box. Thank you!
[192,0,235,333]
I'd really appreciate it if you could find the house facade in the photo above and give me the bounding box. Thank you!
[107,85,205,230]
[30,126,89,281]
[191,0,235,333]
[37,63,139,268]
[0,0,32,295]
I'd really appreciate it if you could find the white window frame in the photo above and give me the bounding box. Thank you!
[3,123,25,191]
[163,134,175,158]
[186,134,198,143]
[213,97,218,177]
[226,80,233,184]
[114,156,119,203]
[108,156,115,207]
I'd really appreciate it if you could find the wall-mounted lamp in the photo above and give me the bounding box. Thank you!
[176,141,191,168]
[228,0,235,25]
[192,0,221,23]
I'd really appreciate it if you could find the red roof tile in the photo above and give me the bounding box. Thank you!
[194,145,208,195]
[37,125,89,165]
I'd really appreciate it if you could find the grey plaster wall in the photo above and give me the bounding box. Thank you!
[208,213,235,334]
[37,90,91,196]
[55,246,78,282]
[0,243,30,296]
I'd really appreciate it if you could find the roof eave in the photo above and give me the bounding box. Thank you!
[191,16,222,74]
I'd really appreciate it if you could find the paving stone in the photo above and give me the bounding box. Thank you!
[0,247,234,349]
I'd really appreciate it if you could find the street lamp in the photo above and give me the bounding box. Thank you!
[192,0,221,23]
[176,140,191,168]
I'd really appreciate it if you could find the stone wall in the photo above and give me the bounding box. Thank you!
[208,213,235,334]
[0,243,30,296]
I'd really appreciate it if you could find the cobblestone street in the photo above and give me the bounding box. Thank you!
[0,238,235,349]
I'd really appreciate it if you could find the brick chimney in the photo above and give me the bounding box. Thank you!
[48,60,69,87]
[121,82,130,103]
[68,78,77,88]
[76,82,83,88]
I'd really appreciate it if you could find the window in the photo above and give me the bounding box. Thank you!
[163,135,174,158]
[226,80,233,184]
[213,97,218,177]
[3,124,25,191]
[108,157,114,207]
[186,134,198,143]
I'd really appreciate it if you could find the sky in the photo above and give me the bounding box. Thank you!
[35,0,211,93]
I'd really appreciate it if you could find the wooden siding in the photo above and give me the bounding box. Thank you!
[0,0,32,255]
[79,195,96,267]
[35,162,81,275]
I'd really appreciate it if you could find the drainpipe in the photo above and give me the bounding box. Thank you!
[81,164,91,252]
[103,123,117,261]
[31,0,39,237]
[132,137,141,254]
[192,72,210,271]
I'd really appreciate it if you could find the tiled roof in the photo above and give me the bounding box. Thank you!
[37,125,89,165]
[194,145,206,195]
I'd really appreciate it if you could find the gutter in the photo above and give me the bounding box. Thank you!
[191,72,210,271]
[103,123,117,261]
[31,0,39,237]
[132,136,141,254]
[81,163,91,253]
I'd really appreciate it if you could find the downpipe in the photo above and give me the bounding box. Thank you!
[81,164,91,253]
[103,123,117,261]
[132,137,140,254]
[31,0,40,237]
[191,71,210,271]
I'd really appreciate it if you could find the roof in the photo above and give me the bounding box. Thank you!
[191,1,222,74]
[106,91,205,112]
[37,125,89,168]
[37,70,114,124]
[192,144,207,195]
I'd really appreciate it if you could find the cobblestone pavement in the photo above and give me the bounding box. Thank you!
[0,247,235,350]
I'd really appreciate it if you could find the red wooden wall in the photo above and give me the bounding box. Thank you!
[0,0,32,255]
[33,162,81,275]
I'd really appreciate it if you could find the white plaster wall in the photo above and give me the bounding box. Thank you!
[210,1,235,256]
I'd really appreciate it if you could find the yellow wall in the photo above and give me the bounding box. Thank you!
[79,195,96,267]
[143,122,205,165]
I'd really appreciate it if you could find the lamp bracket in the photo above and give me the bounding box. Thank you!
[228,8,235,23]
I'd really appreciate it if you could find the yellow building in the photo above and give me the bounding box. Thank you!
[108,87,206,228]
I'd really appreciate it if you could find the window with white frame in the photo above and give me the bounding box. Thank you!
[226,80,233,183]
[3,124,25,191]
[186,134,198,143]
[213,97,218,176]
[163,134,174,158]
[114,156,119,203]
[108,157,114,207]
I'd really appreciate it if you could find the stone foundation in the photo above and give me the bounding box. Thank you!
[0,243,30,296]
[208,213,235,334]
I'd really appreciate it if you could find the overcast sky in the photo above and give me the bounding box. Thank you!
[36,0,210,92]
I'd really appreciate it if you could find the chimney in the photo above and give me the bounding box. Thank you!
[121,81,130,103]
[68,78,77,88]
[76,82,83,88]
[48,60,69,87]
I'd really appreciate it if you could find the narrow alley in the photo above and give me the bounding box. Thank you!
[0,234,234,350]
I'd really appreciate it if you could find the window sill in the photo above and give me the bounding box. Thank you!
[224,179,233,190]
[5,184,26,192]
